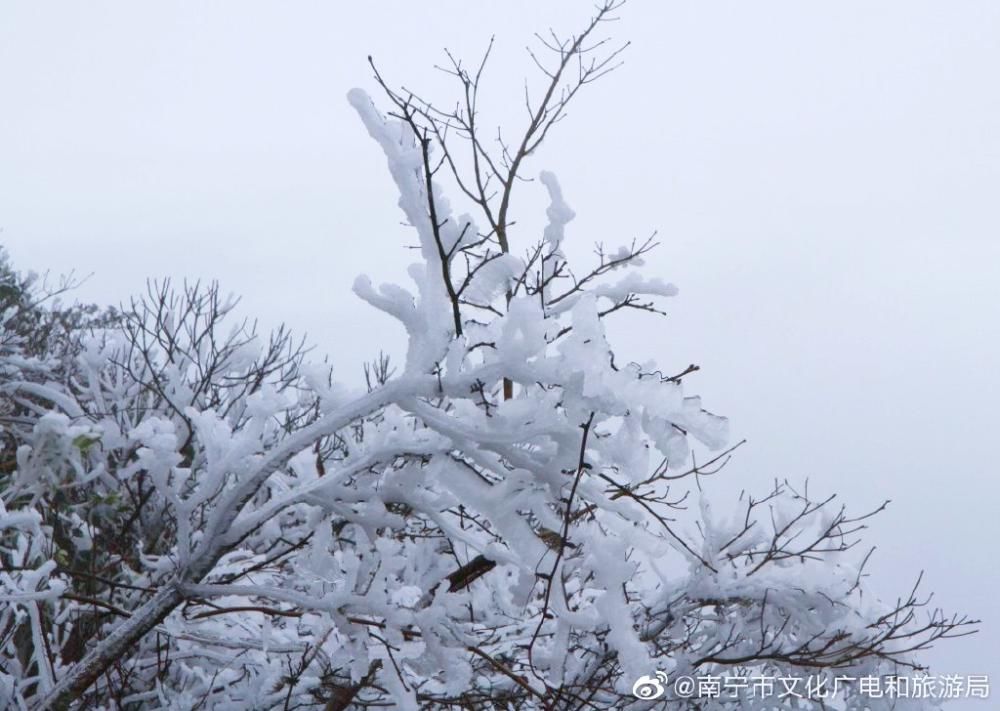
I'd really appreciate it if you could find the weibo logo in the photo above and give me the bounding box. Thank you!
[632,671,669,700]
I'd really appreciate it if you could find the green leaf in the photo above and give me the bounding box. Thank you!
[71,434,100,453]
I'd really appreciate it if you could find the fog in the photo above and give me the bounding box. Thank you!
[2,1,997,701]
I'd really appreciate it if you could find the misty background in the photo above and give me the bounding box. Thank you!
[2,1,997,699]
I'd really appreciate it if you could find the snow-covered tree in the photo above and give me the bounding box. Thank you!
[0,3,975,709]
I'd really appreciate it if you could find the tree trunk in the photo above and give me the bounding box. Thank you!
[33,585,183,711]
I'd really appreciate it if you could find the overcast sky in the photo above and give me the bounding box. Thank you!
[2,1,998,696]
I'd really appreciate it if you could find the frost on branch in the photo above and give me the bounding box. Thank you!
[0,4,976,710]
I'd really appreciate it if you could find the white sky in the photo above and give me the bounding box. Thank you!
[2,1,998,695]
